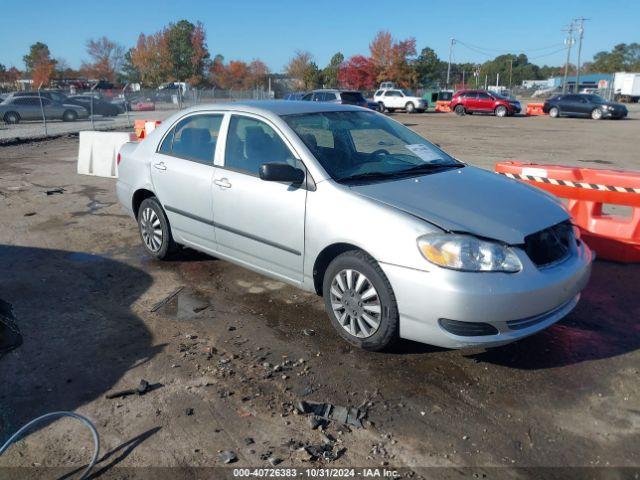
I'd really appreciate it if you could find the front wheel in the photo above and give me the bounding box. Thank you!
[454,104,466,116]
[591,108,603,120]
[549,107,560,118]
[495,105,508,117]
[62,110,78,122]
[4,112,20,124]
[378,102,386,113]
[137,197,177,260]
[405,102,416,113]
[323,250,399,351]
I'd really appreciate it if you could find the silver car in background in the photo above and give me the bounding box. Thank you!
[116,101,592,351]
[0,95,88,124]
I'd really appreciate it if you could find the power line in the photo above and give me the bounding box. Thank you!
[455,39,565,56]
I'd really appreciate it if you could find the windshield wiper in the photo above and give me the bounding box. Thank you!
[337,163,462,184]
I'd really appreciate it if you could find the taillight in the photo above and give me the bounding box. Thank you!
[117,152,122,165]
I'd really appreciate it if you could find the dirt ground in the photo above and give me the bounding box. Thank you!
[0,110,639,479]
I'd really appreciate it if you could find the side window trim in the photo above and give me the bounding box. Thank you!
[218,112,302,176]
[155,111,225,165]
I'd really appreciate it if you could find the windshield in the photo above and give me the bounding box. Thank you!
[283,110,462,182]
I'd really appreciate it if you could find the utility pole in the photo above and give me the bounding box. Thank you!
[574,17,590,93]
[562,22,575,94]
[446,38,455,88]
[508,58,513,90]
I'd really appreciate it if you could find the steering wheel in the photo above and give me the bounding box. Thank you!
[370,149,390,157]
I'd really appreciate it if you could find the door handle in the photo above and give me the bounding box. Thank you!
[214,178,232,189]
[153,162,167,171]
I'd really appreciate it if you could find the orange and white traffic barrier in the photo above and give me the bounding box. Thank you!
[434,100,452,113]
[495,161,640,263]
[134,119,162,139]
[526,103,546,116]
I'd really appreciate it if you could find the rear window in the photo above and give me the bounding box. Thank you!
[340,92,365,103]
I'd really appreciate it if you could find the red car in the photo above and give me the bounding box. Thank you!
[450,89,521,117]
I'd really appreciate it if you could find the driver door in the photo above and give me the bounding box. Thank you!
[211,114,307,283]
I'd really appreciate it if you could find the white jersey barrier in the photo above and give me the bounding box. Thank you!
[77,131,132,178]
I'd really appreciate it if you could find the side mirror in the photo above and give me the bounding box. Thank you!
[259,162,305,184]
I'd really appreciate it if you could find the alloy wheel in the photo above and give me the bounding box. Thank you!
[592,108,603,120]
[140,207,163,252]
[330,269,381,339]
[496,106,507,117]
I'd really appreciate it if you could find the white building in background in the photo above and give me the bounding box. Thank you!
[521,79,553,89]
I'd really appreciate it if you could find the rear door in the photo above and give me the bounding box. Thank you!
[12,97,41,120]
[383,90,403,108]
[150,113,223,251]
[560,95,582,115]
[211,113,307,283]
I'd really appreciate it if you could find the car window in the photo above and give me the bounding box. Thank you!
[285,110,460,181]
[374,90,383,97]
[225,116,294,176]
[159,114,222,164]
[301,93,312,101]
[14,97,39,105]
[340,92,365,103]
[477,92,492,100]
[385,91,402,97]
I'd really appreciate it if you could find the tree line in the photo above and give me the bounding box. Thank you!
[1,23,638,91]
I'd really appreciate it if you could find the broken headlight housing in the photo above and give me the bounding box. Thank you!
[417,234,522,272]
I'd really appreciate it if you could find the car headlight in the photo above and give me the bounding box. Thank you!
[417,234,522,272]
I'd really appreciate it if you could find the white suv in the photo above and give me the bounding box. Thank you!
[373,89,426,113]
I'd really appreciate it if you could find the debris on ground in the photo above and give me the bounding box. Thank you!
[105,379,158,399]
[296,400,366,428]
[0,298,22,358]
[45,187,65,196]
[302,329,315,336]
[185,408,194,416]
[218,450,237,464]
[150,286,185,312]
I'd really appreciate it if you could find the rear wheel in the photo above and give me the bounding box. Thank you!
[495,105,508,117]
[137,197,177,260]
[62,110,78,122]
[591,108,603,120]
[4,112,20,124]
[549,106,560,118]
[378,102,386,113]
[323,250,399,351]
[405,102,416,113]
[454,104,466,116]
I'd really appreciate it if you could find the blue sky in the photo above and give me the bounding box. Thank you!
[1,0,638,72]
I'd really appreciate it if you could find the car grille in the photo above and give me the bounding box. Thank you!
[524,221,574,267]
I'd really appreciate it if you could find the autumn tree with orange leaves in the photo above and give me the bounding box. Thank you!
[82,37,125,82]
[23,42,57,87]
[339,31,417,90]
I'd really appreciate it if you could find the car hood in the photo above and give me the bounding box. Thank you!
[349,166,569,245]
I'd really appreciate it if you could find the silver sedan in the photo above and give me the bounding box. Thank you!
[116,101,592,351]
[0,96,88,123]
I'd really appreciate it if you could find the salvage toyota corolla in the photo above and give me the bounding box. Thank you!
[116,101,593,351]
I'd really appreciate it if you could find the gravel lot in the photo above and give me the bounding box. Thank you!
[0,107,639,479]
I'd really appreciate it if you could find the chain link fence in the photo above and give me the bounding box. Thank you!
[0,82,288,140]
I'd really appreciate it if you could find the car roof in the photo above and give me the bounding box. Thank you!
[181,100,363,116]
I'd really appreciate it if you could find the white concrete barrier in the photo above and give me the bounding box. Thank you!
[77,131,132,178]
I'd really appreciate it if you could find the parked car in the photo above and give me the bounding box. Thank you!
[0,96,88,123]
[64,95,121,117]
[116,101,592,351]
[450,90,521,117]
[373,89,427,113]
[301,89,369,109]
[543,94,628,120]
[6,89,68,103]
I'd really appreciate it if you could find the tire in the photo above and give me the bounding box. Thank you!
[322,250,399,351]
[378,102,386,113]
[495,105,508,117]
[137,197,178,260]
[454,104,466,116]
[62,110,78,122]
[405,102,416,113]
[4,112,20,124]
[591,108,603,120]
[549,107,560,118]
